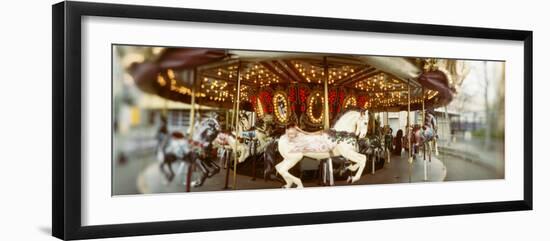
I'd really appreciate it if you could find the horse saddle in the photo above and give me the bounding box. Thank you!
[287,128,343,153]
[286,127,324,139]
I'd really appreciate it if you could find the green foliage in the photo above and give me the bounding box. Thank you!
[471,129,504,139]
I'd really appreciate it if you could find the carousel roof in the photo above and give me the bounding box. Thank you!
[127,47,467,112]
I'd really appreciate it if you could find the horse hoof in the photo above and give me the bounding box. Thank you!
[191,181,202,187]
[347,176,352,183]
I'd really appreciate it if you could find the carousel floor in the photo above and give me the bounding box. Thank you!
[133,152,446,194]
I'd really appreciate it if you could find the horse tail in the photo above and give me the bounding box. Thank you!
[264,139,282,177]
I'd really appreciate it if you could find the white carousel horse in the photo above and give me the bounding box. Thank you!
[212,132,247,166]
[275,110,369,188]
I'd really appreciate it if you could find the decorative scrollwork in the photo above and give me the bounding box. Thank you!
[255,96,265,119]
[307,91,324,124]
[272,91,289,124]
[343,95,357,110]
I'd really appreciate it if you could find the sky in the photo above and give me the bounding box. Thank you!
[447,60,505,114]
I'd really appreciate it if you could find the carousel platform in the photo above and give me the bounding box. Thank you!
[135,152,446,194]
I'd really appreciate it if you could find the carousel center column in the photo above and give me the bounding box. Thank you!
[232,61,242,190]
[185,67,199,192]
[407,79,413,183]
[323,57,334,186]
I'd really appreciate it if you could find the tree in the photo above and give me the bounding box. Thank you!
[483,62,491,149]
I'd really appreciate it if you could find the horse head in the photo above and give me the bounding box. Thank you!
[238,112,251,131]
[356,110,369,138]
[194,116,221,143]
[332,109,368,135]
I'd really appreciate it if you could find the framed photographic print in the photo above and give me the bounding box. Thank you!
[52,1,533,240]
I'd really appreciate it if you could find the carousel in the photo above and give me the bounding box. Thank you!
[128,47,468,191]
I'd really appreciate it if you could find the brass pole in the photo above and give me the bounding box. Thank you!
[407,83,411,160]
[422,87,428,181]
[322,57,334,185]
[443,105,449,169]
[323,56,330,130]
[188,69,198,137]
[186,68,199,192]
[230,97,237,131]
[421,88,425,124]
[407,80,412,182]
[444,106,449,146]
[372,111,376,175]
[232,61,242,190]
[385,111,390,164]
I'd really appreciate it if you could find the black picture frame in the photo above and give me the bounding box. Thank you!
[52,1,533,240]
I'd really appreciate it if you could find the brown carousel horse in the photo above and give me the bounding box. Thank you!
[405,109,438,161]
[157,116,221,186]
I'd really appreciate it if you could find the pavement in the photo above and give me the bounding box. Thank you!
[129,151,446,195]
[437,138,505,180]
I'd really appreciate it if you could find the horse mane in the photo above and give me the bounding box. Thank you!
[330,107,365,128]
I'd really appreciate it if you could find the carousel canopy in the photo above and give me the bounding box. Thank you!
[127,46,467,117]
